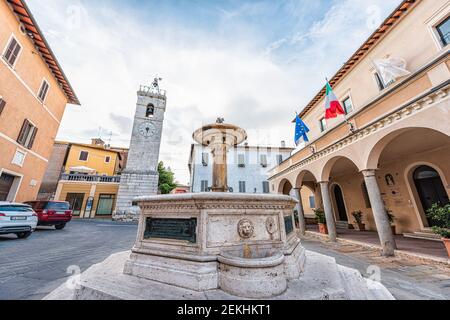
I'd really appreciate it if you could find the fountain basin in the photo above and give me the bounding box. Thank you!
[123,192,304,293]
[218,249,287,298]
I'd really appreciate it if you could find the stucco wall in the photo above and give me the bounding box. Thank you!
[191,144,293,194]
[0,0,70,202]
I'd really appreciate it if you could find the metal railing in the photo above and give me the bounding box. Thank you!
[60,173,121,183]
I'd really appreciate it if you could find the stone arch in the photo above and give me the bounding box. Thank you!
[295,170,318,188]
[278,179,293,195]
[146,104,155,117]
[365,127,450,170]
[320,155,362,182]
[404,161,450,229]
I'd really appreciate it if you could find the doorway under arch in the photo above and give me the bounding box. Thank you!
[332,184,348,222]
[413,165,449,227]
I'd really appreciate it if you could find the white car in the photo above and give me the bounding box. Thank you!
[0,202,38,239]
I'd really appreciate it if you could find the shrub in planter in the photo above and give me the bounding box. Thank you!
[426,204,450,257]
[352,211,365,231]
[314,209,328,235]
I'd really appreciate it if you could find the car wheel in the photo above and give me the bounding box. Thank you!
[16,232,32,239]
[55,223,66,230]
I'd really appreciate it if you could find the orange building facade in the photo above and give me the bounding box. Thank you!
[0,0,79,202]
[269,0,450,255]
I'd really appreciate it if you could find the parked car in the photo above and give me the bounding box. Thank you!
[25,201,72,230]
[0,202,38,239]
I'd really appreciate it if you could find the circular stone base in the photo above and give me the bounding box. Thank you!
[218,251,287,299]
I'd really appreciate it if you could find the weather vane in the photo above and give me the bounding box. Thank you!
[152,77,163,92]
[216,117,225,124]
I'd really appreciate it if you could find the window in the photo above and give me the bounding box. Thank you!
[262,181,270,194]
[146,104,155,117]
[0,97,5,115]
[3,37,21,67]
[436,16,450,47]
[65,193,85,216]
[11,149,26,167]
[319,118,327,132]
[238,154,245,168]
[201,180,209,192]
[374,72,386,91]
[79,151,89,161]
[260,154,268,168]
[105,156,111,163]
[17,119,38,149]
[239,181,246,193]
[202,153,209,166]
[277,154,283,165]
[309,196,316,209]
[342,97,354,115]
[37,80,50,102]
[96,194,116,216]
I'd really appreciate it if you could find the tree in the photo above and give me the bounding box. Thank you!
[158,161,177,194]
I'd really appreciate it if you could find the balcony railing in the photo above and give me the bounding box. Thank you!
[60,173,121,183]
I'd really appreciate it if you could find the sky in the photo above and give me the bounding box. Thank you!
[27,0,401,184]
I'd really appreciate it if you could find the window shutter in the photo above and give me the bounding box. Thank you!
[27,127,38,149]
[10,43,21,66]
[17,119,29,146]
[202,153,209,166]
[38,81,49,101]
[3,38,16,61]
[260,155,267,167]
[0,98,5,115]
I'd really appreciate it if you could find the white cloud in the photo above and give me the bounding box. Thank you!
[27,0,401,184]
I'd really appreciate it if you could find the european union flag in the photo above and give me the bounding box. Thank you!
[294,114,310,146]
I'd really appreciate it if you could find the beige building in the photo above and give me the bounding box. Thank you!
[39,139,128,219]
[269,0,450,255]
[0,0,79,202]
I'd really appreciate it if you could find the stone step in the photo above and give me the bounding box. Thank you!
[335,221,351,229]
[403,232,442,242]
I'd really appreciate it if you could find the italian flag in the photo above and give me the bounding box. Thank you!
[325,81,345,119]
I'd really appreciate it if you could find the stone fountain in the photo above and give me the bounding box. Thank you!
[45,120,395,300]
[122,119,305,298]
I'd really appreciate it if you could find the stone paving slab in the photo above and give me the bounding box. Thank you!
[300,235,450,300]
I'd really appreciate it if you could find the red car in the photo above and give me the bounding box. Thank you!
[24,201,72,230]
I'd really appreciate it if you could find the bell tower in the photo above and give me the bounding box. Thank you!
[113,79,167,221]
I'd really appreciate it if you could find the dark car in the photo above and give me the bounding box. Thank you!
[24,201,72,230]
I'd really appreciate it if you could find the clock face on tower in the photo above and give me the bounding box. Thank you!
[138,121,156,138]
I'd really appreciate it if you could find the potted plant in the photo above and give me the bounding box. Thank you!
[426,204,450,257]
[352,211,365,231]
[314,209,328,235]
[386,208,396,235]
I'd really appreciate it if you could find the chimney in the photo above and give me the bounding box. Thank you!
[281,141,286,148]
[91,138,105,147]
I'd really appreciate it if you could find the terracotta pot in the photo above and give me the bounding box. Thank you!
[443,238,450,258]
[391,225,396,235]
[355,223,366,231]
[318,223,328,235]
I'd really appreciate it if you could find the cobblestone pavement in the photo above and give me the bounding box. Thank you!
[0,219,137,300]
[301,236,450,300]
[1,219,449,300]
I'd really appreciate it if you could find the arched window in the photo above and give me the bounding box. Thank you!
[361,181,371,209]
[146,104,155,118]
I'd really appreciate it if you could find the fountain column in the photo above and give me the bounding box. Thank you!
[211,144,229,192]
[193,119,247,193]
